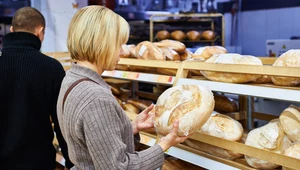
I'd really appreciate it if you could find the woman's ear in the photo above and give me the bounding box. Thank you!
[10,26,14,32]
[36,26,45,42]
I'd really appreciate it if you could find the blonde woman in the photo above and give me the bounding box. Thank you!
[57,6,188,170]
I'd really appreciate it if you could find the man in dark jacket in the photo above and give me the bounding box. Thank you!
[0,7,73,170]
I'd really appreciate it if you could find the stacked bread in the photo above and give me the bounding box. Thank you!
[283,143,300,170]
[271,49,300,86]
[185,111,244,160]
[245,119,293,169]
[201,53,263,83]
[154,84,214,136]
[213,94,238,113]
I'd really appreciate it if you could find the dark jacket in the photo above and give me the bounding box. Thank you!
[0,32,73,170]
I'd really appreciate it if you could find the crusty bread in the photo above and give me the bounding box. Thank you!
[129,66,158,74]
[186,30,201,41]
[201,54,263,83]
[156,30,170,40]
[160,47,180,61]
[200,111,243,141]
[154,85,214,136]
[271,49,300,86]
[154,40,186,53]
[193,46,227,60]
[179,49,193,61]
[202,30,215,40]
[184,112,244,160]
[128,44,136,58]
[110,85,121,95]
[135,41,165,60]
[251,75,272,84]
[279,105,300,142]
[127,98,153,111]
[214,94,238,113]
[245,119,293,169]
[171,30,186,41]
[283,143,300,170]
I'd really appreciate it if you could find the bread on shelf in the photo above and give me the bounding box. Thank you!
[192,46,227,60]
[154,85,214,136]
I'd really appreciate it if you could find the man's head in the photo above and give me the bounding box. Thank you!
[10,7,45,42]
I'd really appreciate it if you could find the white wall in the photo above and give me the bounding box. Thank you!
[32,0,88,52]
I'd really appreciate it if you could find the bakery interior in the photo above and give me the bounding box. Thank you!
[1,0,300,169]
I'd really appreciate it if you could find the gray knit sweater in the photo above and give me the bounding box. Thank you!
[57,64,164,170]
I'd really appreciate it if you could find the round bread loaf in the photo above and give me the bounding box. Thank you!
[135,41,165,60]
[123,103,139,114]
[202,30,215,40]
[193,46,227,60]
[154,85,214,136]
[156,30,170,40]
[154,40,186,53]
[171,30,186,41]
[201,54,263,83]
[251,75,272,84]
[186,30,201,41]
[184,112,243,160]
[279,105,300,142]
[245,119,293,169]
[127,44,136,58]
[283,143,300,170]
[271,49,300,86]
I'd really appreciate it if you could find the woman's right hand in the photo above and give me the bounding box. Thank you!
[157,120,189,151]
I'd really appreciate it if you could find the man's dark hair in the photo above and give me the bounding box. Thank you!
[11,7,45,33]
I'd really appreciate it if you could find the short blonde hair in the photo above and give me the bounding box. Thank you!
[67,6,129,70]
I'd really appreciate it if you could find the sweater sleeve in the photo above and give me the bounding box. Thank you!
[50,64,74,169]
[81,97,164,170]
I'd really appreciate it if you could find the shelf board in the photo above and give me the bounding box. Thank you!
[102,70,175,85]
[118,58,181,69]
[176,78,300,102]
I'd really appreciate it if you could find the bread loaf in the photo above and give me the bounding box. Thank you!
[245,119,293,169]
[190,70,203,76]
[154,85,214,136]
[271,49,300,86]
[184,112,244,160]
[202,30,215,40]
[214,94,238,113]
[135,41,165,60]
[110,85,121,95]
[123,103,139,114]
[171,30,186,41]
[160,47,180,61]
[279,105,300,142]
[186,30,201,41]
[154,40,186,53]
[114,96,123,107]
[283,143,300,170]
[156,30,170,40]
[201,54,263,83]
[127,98,153,111]
[128,44,136,58]
[251,75,272,84]
[193,46,227,60]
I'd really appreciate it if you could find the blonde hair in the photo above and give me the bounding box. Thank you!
[67,6,129,70]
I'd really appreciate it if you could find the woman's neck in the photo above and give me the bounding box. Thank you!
[76,61,103,75]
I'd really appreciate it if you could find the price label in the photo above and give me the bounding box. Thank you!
[157,75,173,83]
[128,72,139,79]
[121,72,128,78]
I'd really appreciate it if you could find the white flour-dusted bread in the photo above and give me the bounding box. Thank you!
[201,53,263,83]
[184,112,244,160]
[245,119,293,169]
[192,46,227,60]
[154,85,214,136]
[283,143,300,170]
[279,105,300,142]
[136,41,165,60]
[200,111,243,141]
[271,49,300,86]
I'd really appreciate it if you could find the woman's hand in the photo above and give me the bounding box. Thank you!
[157,120,189,151]
[132,104,155,135]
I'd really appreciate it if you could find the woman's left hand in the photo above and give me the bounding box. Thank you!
[132,104,155,134]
